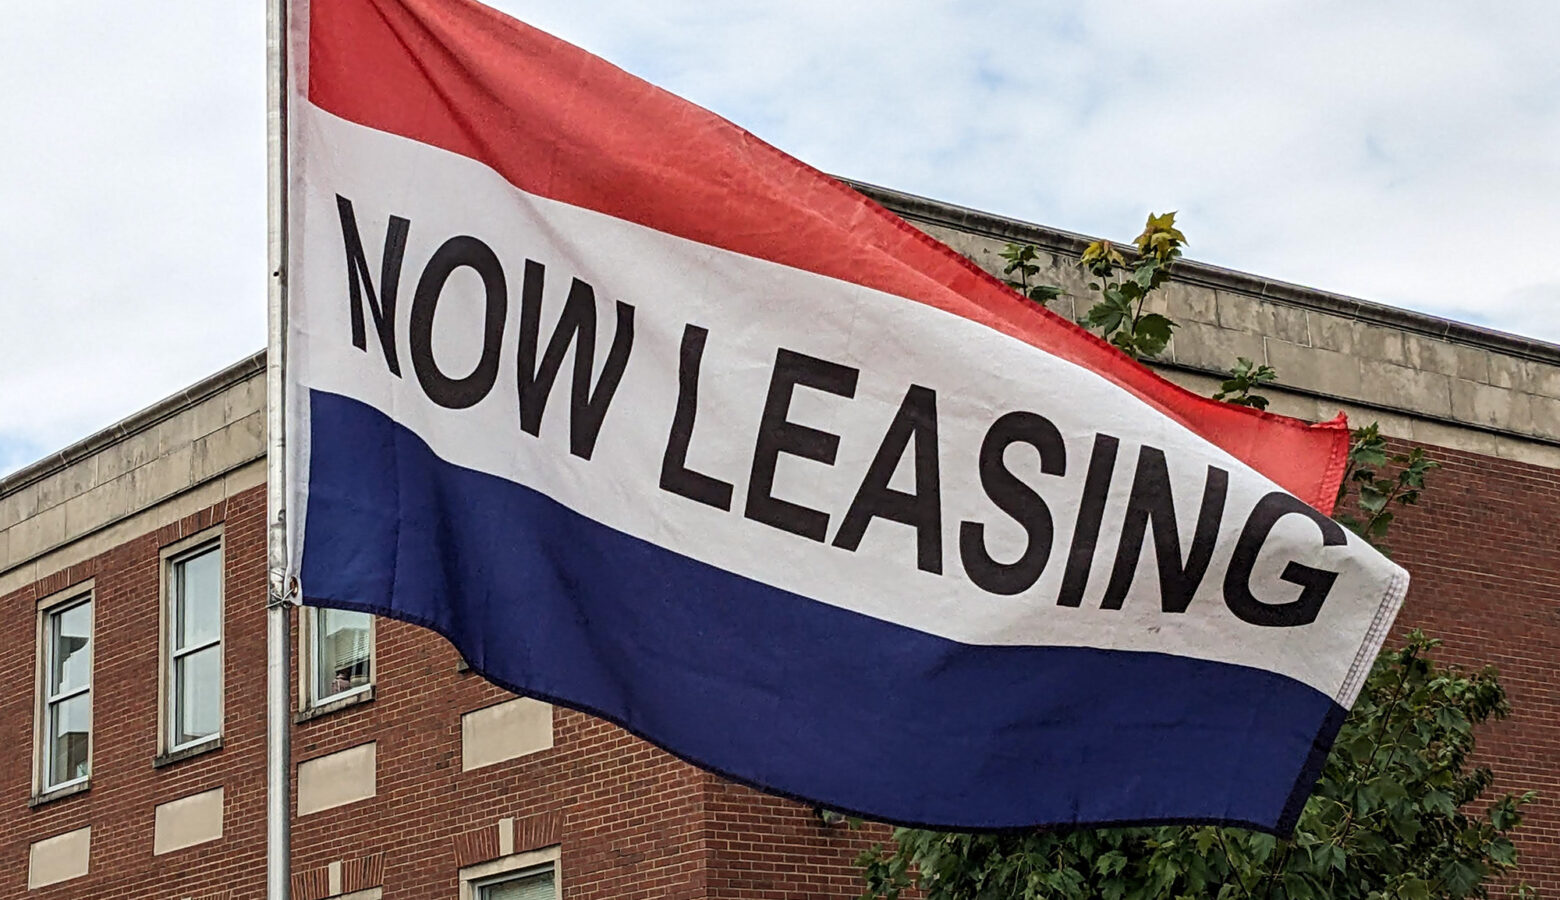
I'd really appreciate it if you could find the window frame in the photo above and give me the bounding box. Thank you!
[300,605,376,711]
[34,583,94,799]
[458,846,560,900]
[159,528,225,757]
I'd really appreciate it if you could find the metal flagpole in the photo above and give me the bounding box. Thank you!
[265,0,292,896]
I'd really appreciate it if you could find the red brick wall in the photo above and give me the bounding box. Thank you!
[0,436,1555,897]
[1385,443,1560,893]
[0,489,269,899]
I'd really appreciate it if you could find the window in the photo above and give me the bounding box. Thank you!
[166,540,222,750]
[39,593,92,793]
[459,848,559,900]
[475,866,556,900]
[306,606,374,706]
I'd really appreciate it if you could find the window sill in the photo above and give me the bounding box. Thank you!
[30,780,90,808]
[154,736,223,769]
[295,685,375,724]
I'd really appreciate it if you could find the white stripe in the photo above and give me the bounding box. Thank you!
[289,102,1405,702]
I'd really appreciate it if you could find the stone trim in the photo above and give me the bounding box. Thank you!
[1154,358,1560,450]
[154,735,224,769]
[0,351,264,501]
[28,779,90,808]
[847,181,1560,456]
[294,685,376,724]
[850,179,1560,365]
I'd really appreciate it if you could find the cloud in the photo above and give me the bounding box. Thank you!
[0,1,267,462]
[1,0,1557,473]
[510,0,1560,343]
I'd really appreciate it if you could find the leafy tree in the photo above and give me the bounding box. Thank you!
[856,214,1537,900]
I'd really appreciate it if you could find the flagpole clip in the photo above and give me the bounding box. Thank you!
[267,571,301,609]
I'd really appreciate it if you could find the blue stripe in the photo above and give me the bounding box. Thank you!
[301,390,1340,833]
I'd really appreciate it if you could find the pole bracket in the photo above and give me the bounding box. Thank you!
[267,573,301,609]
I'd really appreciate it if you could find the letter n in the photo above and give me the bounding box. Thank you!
[336,195,409,376]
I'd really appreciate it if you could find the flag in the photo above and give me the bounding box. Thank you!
[283,0,1407,834]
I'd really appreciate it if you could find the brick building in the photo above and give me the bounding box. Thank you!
[1,184,1556,897]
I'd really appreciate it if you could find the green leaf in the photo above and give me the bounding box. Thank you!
[1133,313,1176,357]
[1317,843,1347,873]
[1424,789,1456,817]
[1087,304,1126,333]
[1028,284,1064,305]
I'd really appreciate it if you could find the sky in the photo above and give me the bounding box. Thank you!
[1,1,1557,475]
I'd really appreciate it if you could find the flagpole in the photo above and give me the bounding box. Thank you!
[265,0,292,896]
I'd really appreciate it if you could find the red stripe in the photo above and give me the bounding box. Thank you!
[303,0,1349,511]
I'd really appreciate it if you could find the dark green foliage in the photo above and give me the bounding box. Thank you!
[1334,424,1438,550]
[1213,358,1278,410]
[1000,243,1065,307]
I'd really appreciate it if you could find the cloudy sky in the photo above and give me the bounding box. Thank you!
[2,1,1557,474]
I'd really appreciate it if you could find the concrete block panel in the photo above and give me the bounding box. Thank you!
[1494,434,1560,469]
[129,445,195,511]
[154,787,224,855]
[155,409,198,457]
[1488,355,1560,399]
[299,742,377,816]
[1161,280,1217,325]
[1450,379,1535,433]
[188,394,233,441]
[1529,395,1560,440]
[1215,294,1309,347]
[1404,334,1489,383]
[1265,340,1364,400]
[28,826,90,889]
[94,426,159,483]
[32,460,99,514]
[5,503,65,565]
[1409,418,1500,457]
[0,487,40,535]
[1170,321,1267,375]
[1306,312,1360,356]
[62,473,137,541]
[191,413,266,484]
[462,698,554,772]
[1352,324,1410,367]
[1359,360,1453,418]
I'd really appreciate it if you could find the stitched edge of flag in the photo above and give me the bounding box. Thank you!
[1337,566,1411,709]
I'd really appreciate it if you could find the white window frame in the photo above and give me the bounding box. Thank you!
[160,529,224,755]
[35,584,94,797]
[459,846,560,900]
[301,606,376,710]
